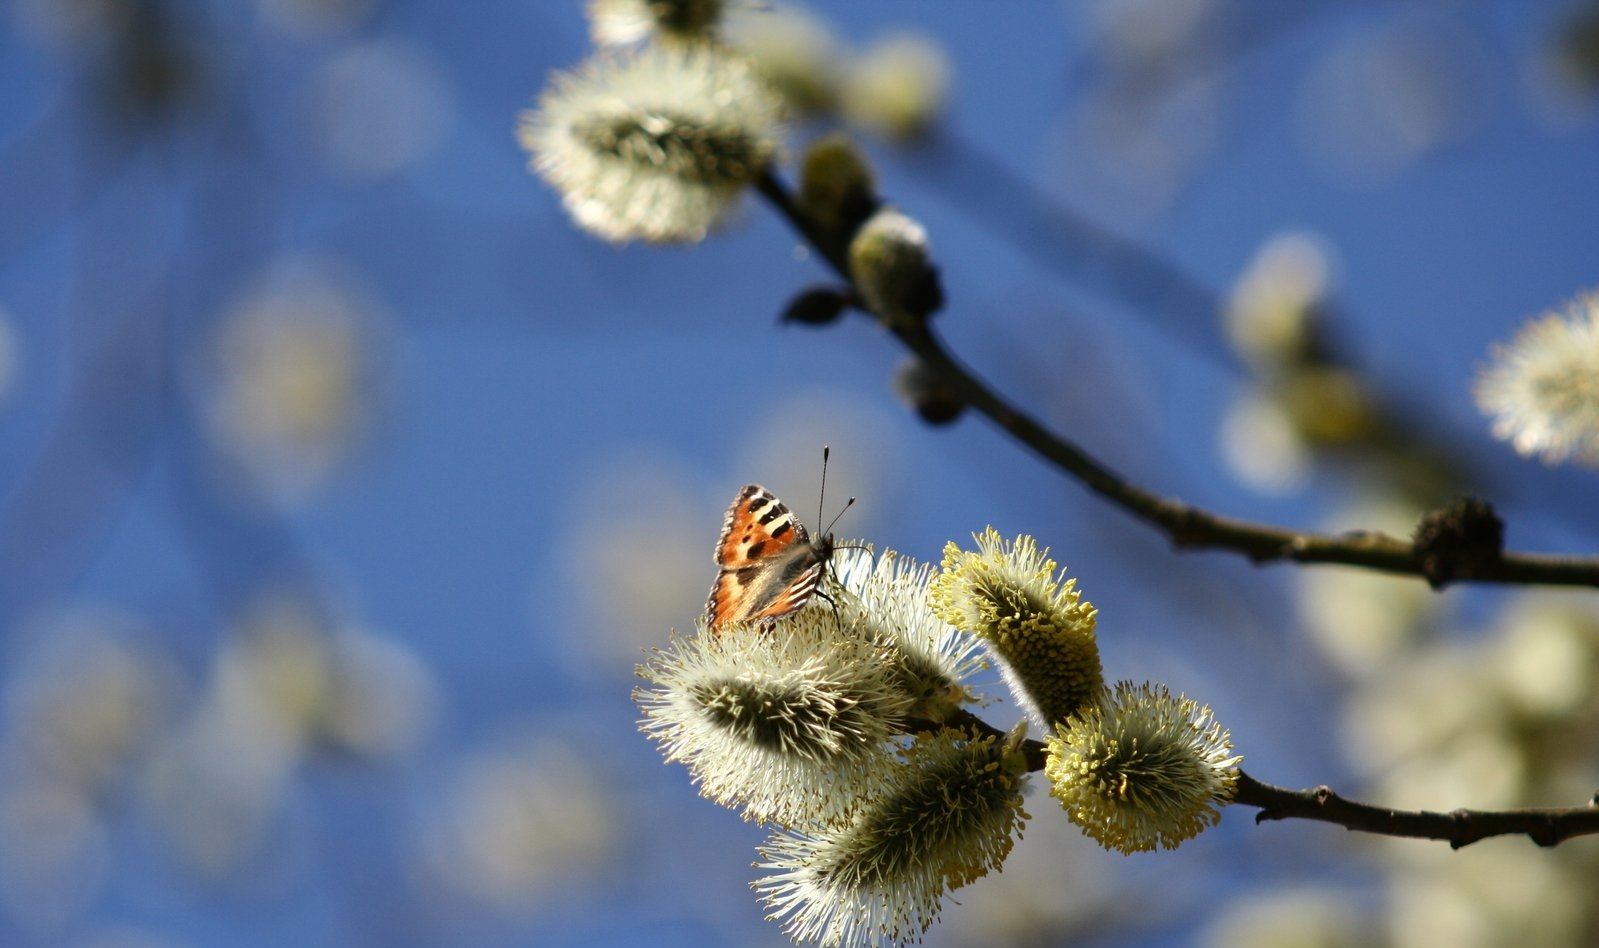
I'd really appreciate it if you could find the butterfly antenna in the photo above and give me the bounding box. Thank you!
[824,496,856,536]
[817,445,830,533]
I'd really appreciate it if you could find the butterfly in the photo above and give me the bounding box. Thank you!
[704,484,839,633]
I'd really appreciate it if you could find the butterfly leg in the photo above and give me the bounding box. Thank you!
[811,586,848,632]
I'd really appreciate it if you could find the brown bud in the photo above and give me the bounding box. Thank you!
[1413,496,1504,588]
[781,286,850,326]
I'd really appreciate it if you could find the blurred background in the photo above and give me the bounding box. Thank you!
[1,0,1598,945]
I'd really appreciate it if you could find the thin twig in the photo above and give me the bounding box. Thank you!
[925,710,1599,848]
[753,170,1599,590]
[1231,771,1599,849]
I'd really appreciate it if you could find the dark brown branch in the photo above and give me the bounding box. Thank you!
[917,710,1599,848]
[753,170,1599,590]
[1231,771,1599,849]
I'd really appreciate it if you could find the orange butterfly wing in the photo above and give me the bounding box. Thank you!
[712,485,808,567]
[706,485,814,631]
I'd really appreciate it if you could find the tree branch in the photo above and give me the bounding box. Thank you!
[753,169,1599,590]
[928,709,1599,848]
[1230,771,1599,849]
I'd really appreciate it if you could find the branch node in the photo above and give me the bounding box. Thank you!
[1159,505,1203,548]
[1414,496,1504,589]
[1528,816,1563,848]
[1270,536,1313,564]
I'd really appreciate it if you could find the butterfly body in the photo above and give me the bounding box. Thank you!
[706,484,834,632]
